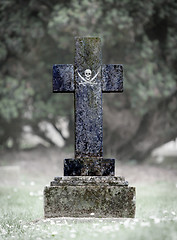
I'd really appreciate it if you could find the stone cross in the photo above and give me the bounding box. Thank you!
[53,37,123,176]
[44,37,135,219]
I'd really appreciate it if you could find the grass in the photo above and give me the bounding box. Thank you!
[0,147,177,240]
[0,178,177,240]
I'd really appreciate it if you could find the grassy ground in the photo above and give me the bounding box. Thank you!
[0,148,177,240]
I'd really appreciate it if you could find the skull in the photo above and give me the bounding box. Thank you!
[84,69,92,81]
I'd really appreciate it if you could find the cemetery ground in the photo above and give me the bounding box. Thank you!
[0,147,177,240]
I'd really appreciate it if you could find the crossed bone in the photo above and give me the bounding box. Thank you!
[76,67,101,85]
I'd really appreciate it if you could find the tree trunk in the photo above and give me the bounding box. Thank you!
[115,90,177,161]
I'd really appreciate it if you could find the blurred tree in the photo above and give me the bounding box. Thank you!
[0,0,176,161]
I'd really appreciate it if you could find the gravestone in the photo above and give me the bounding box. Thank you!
[44,37,136,218]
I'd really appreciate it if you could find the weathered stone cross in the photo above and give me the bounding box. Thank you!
[53,37,123,176]
[44,37,135,219]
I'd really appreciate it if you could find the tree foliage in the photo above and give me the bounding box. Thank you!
[0,0,176,160]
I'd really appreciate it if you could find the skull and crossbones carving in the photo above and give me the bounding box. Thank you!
[76,67,100,85]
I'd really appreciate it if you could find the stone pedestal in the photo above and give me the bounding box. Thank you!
[64,158,115,176]
[44,176,136,218]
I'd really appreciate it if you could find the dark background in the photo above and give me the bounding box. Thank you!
[0,0,177,161]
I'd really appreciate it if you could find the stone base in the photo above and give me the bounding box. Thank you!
[44,176,136,218]
[64,158,115,176]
